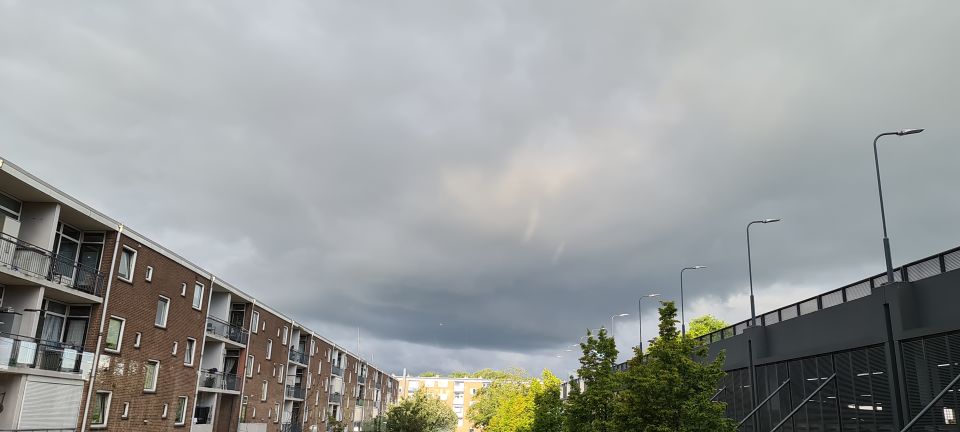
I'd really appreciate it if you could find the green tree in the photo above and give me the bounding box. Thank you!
[467,369,529,429]
[488,387,535,432]
[612,301,736,432]
[420,371,440,377]
[565,327,618,432]
[449,371,471,378]
[386,389,457,432]
[687,315,728,338]
[532,369,564,432]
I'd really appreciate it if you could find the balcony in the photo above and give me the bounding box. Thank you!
[356,399,365,407]
[205,316,249,345]
[280,423,304,432]
[288,347,308,365]
[357,374,366,384]
[286,384,305,399]
[0,233,105,297]
[198,370,240,391]
[331,365,343,376]
[329,392,342,404]
[0,332,89,374]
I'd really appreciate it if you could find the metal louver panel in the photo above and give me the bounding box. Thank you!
[945,250,960,272]
[906,257,941,281]
[18,377,83,428]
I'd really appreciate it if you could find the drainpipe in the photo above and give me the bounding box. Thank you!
[79,224,124,432]
[237,298,256,428]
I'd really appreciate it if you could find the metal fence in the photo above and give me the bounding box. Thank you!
[0,233,105,296]
[198,370,240,391]
[289,347,308,365]
[329,392,342,404]
[286,384,305,399]
[331,365,343,376]
[280,423,303,432]
[0,332,87,373]
[205,316,249,345]
[699,245,960,345]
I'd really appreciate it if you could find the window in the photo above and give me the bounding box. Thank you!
[91,391,111,427]
[145,266,154,282]
[155,296,170,327]
[174,396,188,425]
[272,365,276,377]
[161,403,168,419]
[121,402,130,419]
[171,342,178,356]
[274,402,281,423]
[251,311,260,334]
[246,355,255,377]
[251,406,257,418]
[261,381,268,401]
[117,247,136,281]
[278,365,285,383]
[105,317,124,352]
[180,283,187,297]
[192,282,204,310]
[282,326,289,345]
[0,191,22,221]
[184,338,196,366]
[266,340,273,360]
[134,332,142,348]
[144,360,159,392]
[257,363,261,374]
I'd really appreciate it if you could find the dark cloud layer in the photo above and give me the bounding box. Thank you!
[2,1,960,374]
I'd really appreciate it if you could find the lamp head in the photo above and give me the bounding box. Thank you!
[616,313,630,317]
[762,218,781,223]
[693,265,707,269]
[898,128,924,136]
[647,293,662,298]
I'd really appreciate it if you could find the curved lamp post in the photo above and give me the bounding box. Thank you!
[873,128,924,284]
[680,266,707,337]
[638,294,661,350]
[747,218,780,327]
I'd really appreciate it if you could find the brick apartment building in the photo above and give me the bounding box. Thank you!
[394,375,491,432]
[0,158,399,431]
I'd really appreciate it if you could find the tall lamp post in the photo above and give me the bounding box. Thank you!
[874,128,924,284]
[680,266,707,337]
[610,313,630,340]
[638,294,661,350]
[747,219,781,327]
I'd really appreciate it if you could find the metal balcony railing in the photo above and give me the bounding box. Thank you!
[356,399,365,407]
[286,384,305,399]
[331,365,343,376]
[198,370,240,391]
[0,332,88,374]
[279,423,303,432]
[698,245,960,345]
[288,347,308,365]
[329,392,342,404]
[375,380,382,389]
[358,374,366,384]
[205,316,249,345]
[0,233,105,297]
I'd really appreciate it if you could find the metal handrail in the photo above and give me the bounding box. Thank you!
[899,372,960,431]
[205,316,249,345]
[738,379,790,427]
[288,347,308,365]
[700,245,960,345]
[198,370,240,391]
[769,374,835,432]
[0,232,106,296]
[710,387,726,402]
[0,332,87,373]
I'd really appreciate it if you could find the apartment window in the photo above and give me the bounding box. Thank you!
[117,247,136,281]
[161,403,168,419]
[246,355,255,377]
[145,266,154,282]
[274,402,280,423]
[133,332,142,348]
[144,360,159,392]
[184,338,196,366]
[91,391,111,427]
[261,381,268,401]
[155,296,170,327]
[272,365,277,377]
[257,363,261,374]
[105,317,124,352]
[251,311,260,334]
[251,406,257,418]
[0,191,22,221]
[266,339,273,359]
[171,342,178,356]
[180,283,187,297]
[174,396,188,425]
[282,326,289,345]
[192,282,204,310]
[278,365,285,383]
[121,402,130,419]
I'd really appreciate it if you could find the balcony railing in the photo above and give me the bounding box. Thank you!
[0,332,89,374]
[329,392,342,404]
[198,370,240,391]
[205,316,249,345]
[375,380,382,389]
[286,384,305,399]
[0,233,105,297]
[356,399,365,407]
[331,365,343,376]
[280,423,303,432]
[288,347,308,365]
[358,374,366,384]
[698,245,960,345]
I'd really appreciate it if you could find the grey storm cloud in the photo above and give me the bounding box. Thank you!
[2,0,960,374]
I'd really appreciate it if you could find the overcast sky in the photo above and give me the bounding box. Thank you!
[2,1,960,376]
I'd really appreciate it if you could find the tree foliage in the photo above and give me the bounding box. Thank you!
[687,314,728,338]
[467,368,528,429]
[466,369,563,432]
[612,301,736,432]
[565,327,618,432]
[386,389,457,432]
[532,370,564,432]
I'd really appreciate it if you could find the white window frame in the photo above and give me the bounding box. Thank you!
[121,401,130,419]
[180,282,187,296]
[161,403,169,419]
[192,282,204,310]
[133,332,142,349]
[278,364,285,383]
[145,266,154,282]
[91,391,112,428]
[105,316,125,353]
[144,359,160,393]
[184,338,196,366]
[251,311,260,334]
[246,355,255,378]
[155,296,170,328]
[117,246,137,282]
[174,396,188,425]
[171,341,178,356]
[266,339,273,360]
[261,381,268,401]
[282,326,289,345]
[274,402,280,423]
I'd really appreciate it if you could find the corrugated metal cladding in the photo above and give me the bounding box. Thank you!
[19,376,83,428]
[717,345,894,431]
[902,331,960,429]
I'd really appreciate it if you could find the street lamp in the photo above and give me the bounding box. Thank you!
[873,128,924,284]
[638,294,661,350]
[747,218,780,327]
[610,313,629,339]
[680,266,707,337]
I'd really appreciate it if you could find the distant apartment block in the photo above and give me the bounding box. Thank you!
[394,375,491,432]
[0,158,398,432]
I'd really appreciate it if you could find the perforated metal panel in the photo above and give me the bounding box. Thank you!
[945,250,960,272]
[907,257,942,281]
[821,290,844,308]
[799,299,819,316]
[844,282,871,301]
